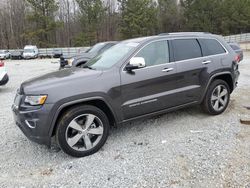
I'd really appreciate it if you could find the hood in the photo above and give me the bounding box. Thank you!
[21,67,102,94]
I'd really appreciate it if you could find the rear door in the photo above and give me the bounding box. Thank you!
[120,40,178,120]
[171,38,212,105]
[198,38,228,67]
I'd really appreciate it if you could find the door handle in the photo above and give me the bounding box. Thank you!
[162,68,174,72]
[202,60,211,65]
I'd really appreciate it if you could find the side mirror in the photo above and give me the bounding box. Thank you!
[125,57,146,71]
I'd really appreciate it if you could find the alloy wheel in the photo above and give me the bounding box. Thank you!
[211,85,229,112]
[65,114,104,151]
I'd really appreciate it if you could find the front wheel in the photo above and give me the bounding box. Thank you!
[56,105,110,157]
[201,79,230,115]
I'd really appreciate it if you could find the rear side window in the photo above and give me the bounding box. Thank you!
[199,39,226,56]
[172,39,202,61]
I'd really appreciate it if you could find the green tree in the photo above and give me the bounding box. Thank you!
[181,0,250,35]
[25,0,61,47]
[158,0,182,33]
[220,0,250,35]
[75,0,105,46]
[181,0,223,34]
[118,0,158,39]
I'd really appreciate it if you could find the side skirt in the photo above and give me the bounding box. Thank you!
[120,101,199,124]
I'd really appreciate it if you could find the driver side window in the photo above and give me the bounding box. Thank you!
[135,40,169,67]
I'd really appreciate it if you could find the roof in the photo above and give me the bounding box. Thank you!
[122,32,217,45]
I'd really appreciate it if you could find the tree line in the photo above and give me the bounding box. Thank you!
[0,0,250,49]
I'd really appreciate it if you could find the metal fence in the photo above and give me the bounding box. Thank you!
[224,33,250,43]
[5,33,250,55]
[7,47,90,57]
[38,47,89,57]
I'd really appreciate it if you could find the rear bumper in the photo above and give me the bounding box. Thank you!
[233,70,240,90]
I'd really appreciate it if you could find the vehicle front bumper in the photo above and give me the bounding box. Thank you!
[12,102,54,146]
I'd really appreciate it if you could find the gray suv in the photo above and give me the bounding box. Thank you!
[12,33,240,157]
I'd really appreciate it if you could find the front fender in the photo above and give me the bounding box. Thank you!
[48,95,117,137]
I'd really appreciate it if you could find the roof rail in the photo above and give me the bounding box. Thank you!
[158,32,211,36]
[158,33,169,36]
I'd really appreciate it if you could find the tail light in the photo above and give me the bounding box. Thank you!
[233,55,239,71]
[0,61,4,67]
[234,55,240,63]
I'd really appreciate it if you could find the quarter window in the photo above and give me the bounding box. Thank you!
[172,39,202,61]
[199,39,226,56]
[135,41,169,67]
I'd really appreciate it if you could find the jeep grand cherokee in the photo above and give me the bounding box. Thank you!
[12,33,240,157]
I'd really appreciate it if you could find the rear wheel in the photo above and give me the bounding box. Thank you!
[202,79,230,115]
[56,105,110,157]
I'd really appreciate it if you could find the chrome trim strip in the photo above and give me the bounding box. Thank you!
[25,120,36,129]
[122,85,200,107]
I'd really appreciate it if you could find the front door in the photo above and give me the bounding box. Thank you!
[120,40,178,120]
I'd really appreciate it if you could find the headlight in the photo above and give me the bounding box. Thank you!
[24,95,47,106]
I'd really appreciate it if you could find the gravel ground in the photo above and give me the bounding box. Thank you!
[0,55,250,188]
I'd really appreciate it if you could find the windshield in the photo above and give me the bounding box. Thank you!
[88,43,106,53]
[84,42,139,70]
[24,49,34,53]
[0,50,6,54]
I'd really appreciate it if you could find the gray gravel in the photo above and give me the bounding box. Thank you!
[0,56,250,188]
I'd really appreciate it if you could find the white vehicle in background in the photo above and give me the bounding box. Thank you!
[23,45,39,59]
[0,50,11,60]
[0,61,9,86]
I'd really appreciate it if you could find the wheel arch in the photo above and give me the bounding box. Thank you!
[212,74,234,93]
[202,72,234,102]
[50,97,117,137]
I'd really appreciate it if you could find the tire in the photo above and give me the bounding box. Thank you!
[0,74,9,86]
[56,105,110,157]
[201,79,230,115]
